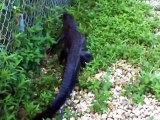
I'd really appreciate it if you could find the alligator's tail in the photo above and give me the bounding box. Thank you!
[33,52,80,120]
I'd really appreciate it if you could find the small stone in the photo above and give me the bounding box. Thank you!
[140,108,144,114]
[130,112,135,117]
[95,71,105,79]
[156,31,160,36]
[142,104,148,109]
[144,98,151,105]
[115,86,122,92]
[106,118,113,120]
[84,89,88,93]
[121,100,128,106]
[123,105,128,110]
[136,104,143,111]
[101,114,107,119]
[132,117,139,120]
[88,92,94,98]
[107,113,112,118]
[74,86,80,91]
[81,116,88,119]
[128,105,133,110]
[73,100,80,104]
[149,105,154,111]
[108,102,114,110]
[116,108,124,115]
[70,117,75,120]
[134,110,140,116]
[114,114,122,119]
[124,112,131,117]
[126,73,132,79]
[115,69,123,76]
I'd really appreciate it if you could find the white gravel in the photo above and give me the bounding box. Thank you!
[65,59,160,120]
[145,0,160,8]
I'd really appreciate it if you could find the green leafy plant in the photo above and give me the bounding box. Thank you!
[0,7,62,119]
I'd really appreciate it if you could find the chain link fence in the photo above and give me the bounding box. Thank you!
[0,0,71,50]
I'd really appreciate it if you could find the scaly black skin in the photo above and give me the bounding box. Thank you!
[33,13,93,120]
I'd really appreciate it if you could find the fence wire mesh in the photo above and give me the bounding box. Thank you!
[0,0,70,50]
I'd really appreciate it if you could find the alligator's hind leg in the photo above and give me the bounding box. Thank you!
[46,33,64,55]
[80,50,93,67]
[59,48,68,65]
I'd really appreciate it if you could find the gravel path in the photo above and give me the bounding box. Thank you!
[63,1,160,120]
[65,60,160,120]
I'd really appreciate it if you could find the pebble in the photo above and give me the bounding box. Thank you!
[115,86,122,92]
[107,118,114,120]
[134,110,140,116]
[66,59,160,120]
[70,117,75,120]
[144,97,151,105]
[116,109,124,115]
[101,114,107,119]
